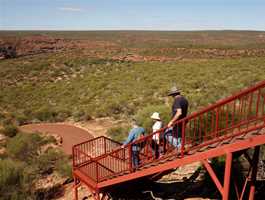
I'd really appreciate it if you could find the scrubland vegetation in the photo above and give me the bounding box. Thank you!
[0,113,71,200]
[1,55,264,116]
[1,53,264,135]
[0,31,265,199]
[1,32,265,141]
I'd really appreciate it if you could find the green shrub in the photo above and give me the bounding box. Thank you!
[0,159,31,199]
[106,125,130,143]
[42,134,57,145]
[103,100,136,117]
[6,133,43,162]
[54,109,71,122]
[2,117,14,126]
[94,106,109,118]
[0,159,35,199]
[0,112,5,121]
[56,158,72,178]
[14,113,29,125]
[34,147,72,178]
[0,159,22,189]
[1,131,71,199]
[33,107,58,122]
[36,148,61,175]
[2,124,18,137]
[73,110,92,122]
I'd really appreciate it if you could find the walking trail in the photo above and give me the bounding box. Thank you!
[20,118,117,155]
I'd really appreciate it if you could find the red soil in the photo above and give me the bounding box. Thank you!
[20,123,93,155]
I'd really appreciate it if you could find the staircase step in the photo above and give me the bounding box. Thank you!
[220,137,234,144]
[208,142,221,148]
[197,146,210,152]
[156,160,166,164]
[235,136,245,140]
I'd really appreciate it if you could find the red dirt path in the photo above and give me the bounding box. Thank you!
[20,123,93,155]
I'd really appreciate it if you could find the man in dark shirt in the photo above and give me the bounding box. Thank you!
[166,86,189,148]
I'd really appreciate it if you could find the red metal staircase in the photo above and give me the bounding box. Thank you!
[72,80,265,200]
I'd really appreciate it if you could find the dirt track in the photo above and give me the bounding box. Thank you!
[20,123,93,155]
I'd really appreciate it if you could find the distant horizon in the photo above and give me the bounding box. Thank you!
[1,29,265,32]
[1,0,264,31]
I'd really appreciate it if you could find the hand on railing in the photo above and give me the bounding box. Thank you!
[167,120,174,128]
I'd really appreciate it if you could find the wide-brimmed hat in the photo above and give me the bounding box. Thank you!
[168,86,181,96]
[150,112,160,120]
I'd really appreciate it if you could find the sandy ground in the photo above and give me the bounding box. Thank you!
[20,123,93,155]
[20,118,119,155]
[63,118,120,138]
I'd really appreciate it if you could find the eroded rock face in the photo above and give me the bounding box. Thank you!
[34,172,68,200]
[157,162,203,183]
[2,33,265,61]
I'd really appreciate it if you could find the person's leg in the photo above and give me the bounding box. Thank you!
[166,135,178,147]
[132,150,140,168]
[166,124,182,149]
[154,142,159,158]
[151,140,159,159]
[163,127,173,153]
[176,137,182,149]
[176,124,182,149]
[165,135,182,151]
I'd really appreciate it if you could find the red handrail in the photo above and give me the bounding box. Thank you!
[183,80,265,122]
[73,135,122,168]
[73,80,265,183]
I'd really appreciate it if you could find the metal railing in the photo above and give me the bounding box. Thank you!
[73,80,265,183]
[72,136,122,168]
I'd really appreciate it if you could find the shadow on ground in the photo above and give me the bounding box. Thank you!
[102,167,265,200]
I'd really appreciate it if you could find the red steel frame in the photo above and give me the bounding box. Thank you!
[72,80,265,200]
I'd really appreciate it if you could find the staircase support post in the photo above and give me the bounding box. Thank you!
[249,146,260,200]
[202,160,224,194]
[223,152,232,200]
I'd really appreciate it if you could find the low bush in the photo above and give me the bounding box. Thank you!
[56,157,72,178]
[0,111,5,121]
[54,109,71,122]
[0,159,22,188]
[0,159,33,199]
[14,112,29,125]
[6,133,43,162]
[107,125,130,143]
[36,147,72,178]
[2,124,18,137]
[33,107,58,122]
[36,148,62,175]
[73,110,92,122]
[1,127,72,199]
[134,104,171,133]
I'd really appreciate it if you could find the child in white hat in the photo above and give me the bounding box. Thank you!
[151,112,163,158]
[151,112,163,141]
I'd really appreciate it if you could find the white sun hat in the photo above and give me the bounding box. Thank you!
[151,112,160,120]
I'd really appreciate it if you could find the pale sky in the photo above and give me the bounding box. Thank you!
[0,0,264,30]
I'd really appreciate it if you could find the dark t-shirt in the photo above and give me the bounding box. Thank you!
[172,95,189,120]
